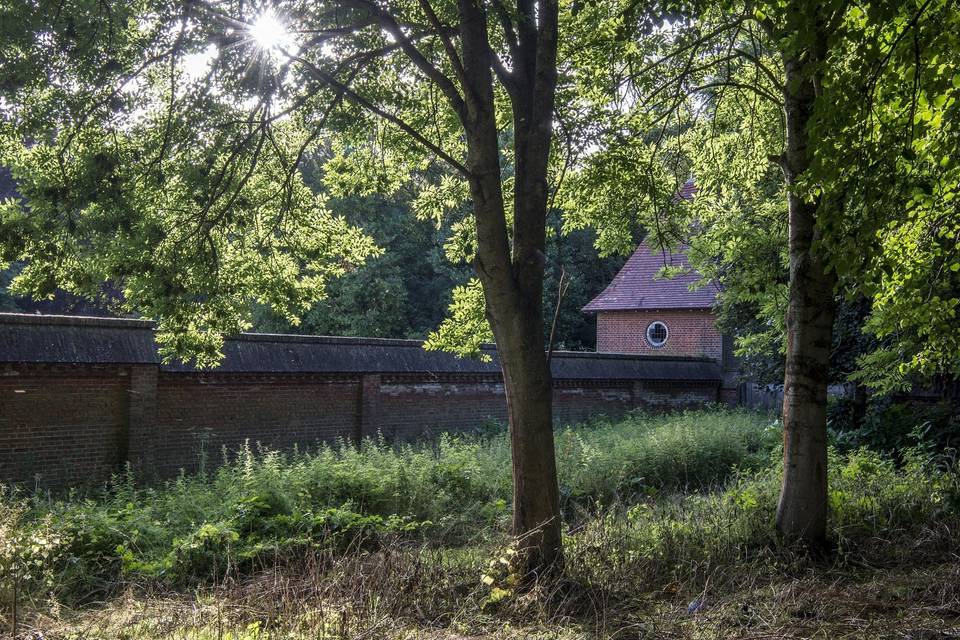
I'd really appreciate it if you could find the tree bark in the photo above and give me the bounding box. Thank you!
[456,0,563,574]
[493,300,563,571]
[465,129,564,574]
[775,50,836,546]
[467,162,563,574]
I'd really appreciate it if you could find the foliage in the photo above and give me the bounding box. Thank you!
[829,397,960,456]
[0,0,631,372]
[541,220,627,351]
[5,411,960,638]
[562,1,960,392]
[0,168,619,351]
[570,445,960,588]
[0,0,478,363]
[1,0,385,363]
[552,410,779,505]
[251,189,473,340]
[0,410,772,601]
[424,221,625,357]
[561,2,792,381]
[812,1,960,392]
[0,266,18,312]
[0,489,67,614]
[424,278,494,359]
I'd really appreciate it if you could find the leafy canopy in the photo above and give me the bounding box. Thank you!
[563,0,960,391]
[0,0,616,361]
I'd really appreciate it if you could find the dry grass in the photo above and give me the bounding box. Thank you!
[654,560,960,639]
[13,547,960,640]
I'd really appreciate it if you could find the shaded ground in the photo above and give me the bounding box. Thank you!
[19,560,960,639]
[5,413,958,639]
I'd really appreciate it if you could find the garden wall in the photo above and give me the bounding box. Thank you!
[0,313,722,488]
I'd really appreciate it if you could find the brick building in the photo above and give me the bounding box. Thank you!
[583,240,722,358]
[582,240,739,403]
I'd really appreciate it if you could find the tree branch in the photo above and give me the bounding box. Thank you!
[416,0,471,92]
[692,80,781,107]
[288,53,470,177]
[345,0,467,119]
[734,47,784,91]
[491,0,520,55]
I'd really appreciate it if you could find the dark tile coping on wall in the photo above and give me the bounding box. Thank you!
[0,312,721,382]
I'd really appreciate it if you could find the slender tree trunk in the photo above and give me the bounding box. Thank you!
[494,301,562,571]
[456,0,563,574]
[776,52,836,546]
[468,161,563,574]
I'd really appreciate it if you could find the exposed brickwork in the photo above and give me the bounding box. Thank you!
[631,379,721,409]
[719,386,741,406]
[359,374,383,442]
[553,381,633,424]
[127,365,158,473]
[0,315,724,489]
[1,365,723,488]
[151,373,362,477]
[377,375,508,439]
[596,309,723,361]
[0,364,128,487]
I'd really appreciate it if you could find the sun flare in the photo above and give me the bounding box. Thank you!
[249,10,291,53]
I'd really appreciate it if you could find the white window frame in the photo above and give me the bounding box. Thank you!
[646,320,669,348]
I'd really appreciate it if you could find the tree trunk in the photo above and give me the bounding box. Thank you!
[467,152,563,575]
[455,0,563,575]
[776,52,836,546]
[467,163,563,573]
[495,305,563,572]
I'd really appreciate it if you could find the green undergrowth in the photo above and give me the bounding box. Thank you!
[1,409,770,601]
[3,407,960,633]
[568,447,960,593]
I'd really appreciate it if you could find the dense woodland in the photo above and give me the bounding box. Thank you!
[1,164,626,350]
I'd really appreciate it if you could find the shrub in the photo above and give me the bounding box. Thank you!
[3,410,774,602]
[566,446,960,593]
[829,397,960,455]
[0,487,69,614]
[555,409,780,507]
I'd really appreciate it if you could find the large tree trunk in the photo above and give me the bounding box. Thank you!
[775,52,836,546]
[456,0,563,574]
[465,120,564,574]
[468,161,563,573]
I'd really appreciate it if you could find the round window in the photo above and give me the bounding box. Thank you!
[646,321,669,348]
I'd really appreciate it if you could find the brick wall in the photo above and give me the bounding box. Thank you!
[150,373,364,477]
[376,375,508,440]
[0,364,129,487]
[553,380,633,425]
[596,309,723,361]
[0,363,720,487]
[0,314,722,488]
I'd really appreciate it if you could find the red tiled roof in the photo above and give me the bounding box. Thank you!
[582,240,717,312]
[675,178,697,201]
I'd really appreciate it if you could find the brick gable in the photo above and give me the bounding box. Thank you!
[596,309,723,360]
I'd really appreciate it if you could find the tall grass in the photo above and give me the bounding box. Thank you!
[568,447,960,595]
[3,407,959,639]
[0,410,772,599]
[554,409,777,505]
